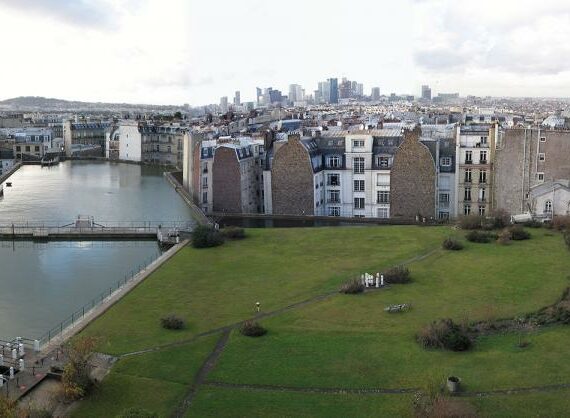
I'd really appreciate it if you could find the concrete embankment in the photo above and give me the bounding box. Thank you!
[164,171,211,226]
[0,162,23,184]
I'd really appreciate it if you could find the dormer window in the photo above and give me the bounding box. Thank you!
[377,156,390,168]
[327,155,341,168]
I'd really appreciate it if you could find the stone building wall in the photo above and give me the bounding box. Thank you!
[495,129,570,215]
[212,147,241,213]
[271,136,315,215]
[390,127,436,219]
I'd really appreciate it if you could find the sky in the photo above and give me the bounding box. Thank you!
[1,0,570,105]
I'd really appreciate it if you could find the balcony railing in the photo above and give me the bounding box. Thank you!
[327,181,341,187]
[327,198,341,204]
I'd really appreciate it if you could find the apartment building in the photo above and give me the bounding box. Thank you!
[188,136,265,214]
[455,124,497,217]
[63,120,110,156]
[494,128,570,217]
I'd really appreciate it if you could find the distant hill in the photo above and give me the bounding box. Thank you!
[0,96,183,112]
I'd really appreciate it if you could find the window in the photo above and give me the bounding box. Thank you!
[544,200,553,214]
[327,155,341,168]
[328,207,340,217]
[540,136,546,142]
[377,156,390,168]
[353,157,365,174]
[202,176,208,188]
[464,204,471,215]
[377,207,389,219]
[537,172,545,182]
[480,150,487,164]
[377,191,390,204]
[479,205,486,216]
[377,173,389,186]
[480,136,488,145]
[464,169,472,183]
[328,190,340,203]
[353,139,365,148]
[479,170,487,184]
[539,153,545,162]
[35,146,40,152]
[327,173,340,186]
[440,157,452,167]
[439,193,450,208]
[16,146,21,151]
[25,146,30,152]
[202,192,208,204]
[354,179,365,192]
[354,197,365,209]
[464,187,472,201]
[465,151,472,164]
[479,188,486,202]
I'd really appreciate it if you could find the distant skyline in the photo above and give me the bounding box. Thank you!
[1,0,570,106]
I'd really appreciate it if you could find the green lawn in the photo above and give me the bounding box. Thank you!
[75,226,570,417]
[186,387,414,418]
[71,335,219,417]
[81,226,450,355]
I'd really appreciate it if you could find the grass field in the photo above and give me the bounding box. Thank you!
[73,226,570,417]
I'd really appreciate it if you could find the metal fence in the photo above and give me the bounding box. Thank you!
[37,249,164,347]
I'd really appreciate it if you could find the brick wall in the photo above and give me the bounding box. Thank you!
[271,137,315,215]
[213,147,242,213]
[390,127,436,219]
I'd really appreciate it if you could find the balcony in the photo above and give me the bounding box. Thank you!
[327,181,341,187]
[327,198,341,204]
[480,160,488,165]
[465,160,473,165]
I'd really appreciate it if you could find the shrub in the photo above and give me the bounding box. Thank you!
[191,225,225,248]
[240,320,267,337]
[62,337,97,401]
[417,319,472,352]
[509,225,531,240]
[564,230,570,251]
[457,215,483,230]
[383,265,411,284]
[523,220,543,228]
[117,407,158,418]
[339,278,365,294]
[489,208,511,229]
[465,230,495,243]
[551,215,570,231]
[222,226,246,240]
[496,229,511,245]
[160,314,186,330]
[442,237,463,251]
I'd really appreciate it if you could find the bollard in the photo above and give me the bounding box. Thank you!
[0,375,3,388]
[0,354,3,366]
[18,359,24,372]
[34,340,40,353]
[11,349,17,360]
[9,367,14,380]
[381,274,384,287]
[18,343,24,357]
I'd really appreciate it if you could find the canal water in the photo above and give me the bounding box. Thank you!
[0,161,195,340]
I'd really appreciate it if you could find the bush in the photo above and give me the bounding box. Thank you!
[523,220,543,228]
[465,230,495,243]
[160,314,186,330]
[509,225,531,240]
[457,215,483,230]
[442,238,463,251]
[551,216,570,231]
[62,337,97,401]
[117,407,158,418]
[489,208,511,229]
[191,225,225,248]
[496,229,511,245]
[563,230,570,250]
[240,320,267,337]
[222,226,246,240]
[417,319,472,352]
[339,278,365,294]
[383,265,411,284]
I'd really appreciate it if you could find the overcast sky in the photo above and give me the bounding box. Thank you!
[1,0,570,105]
